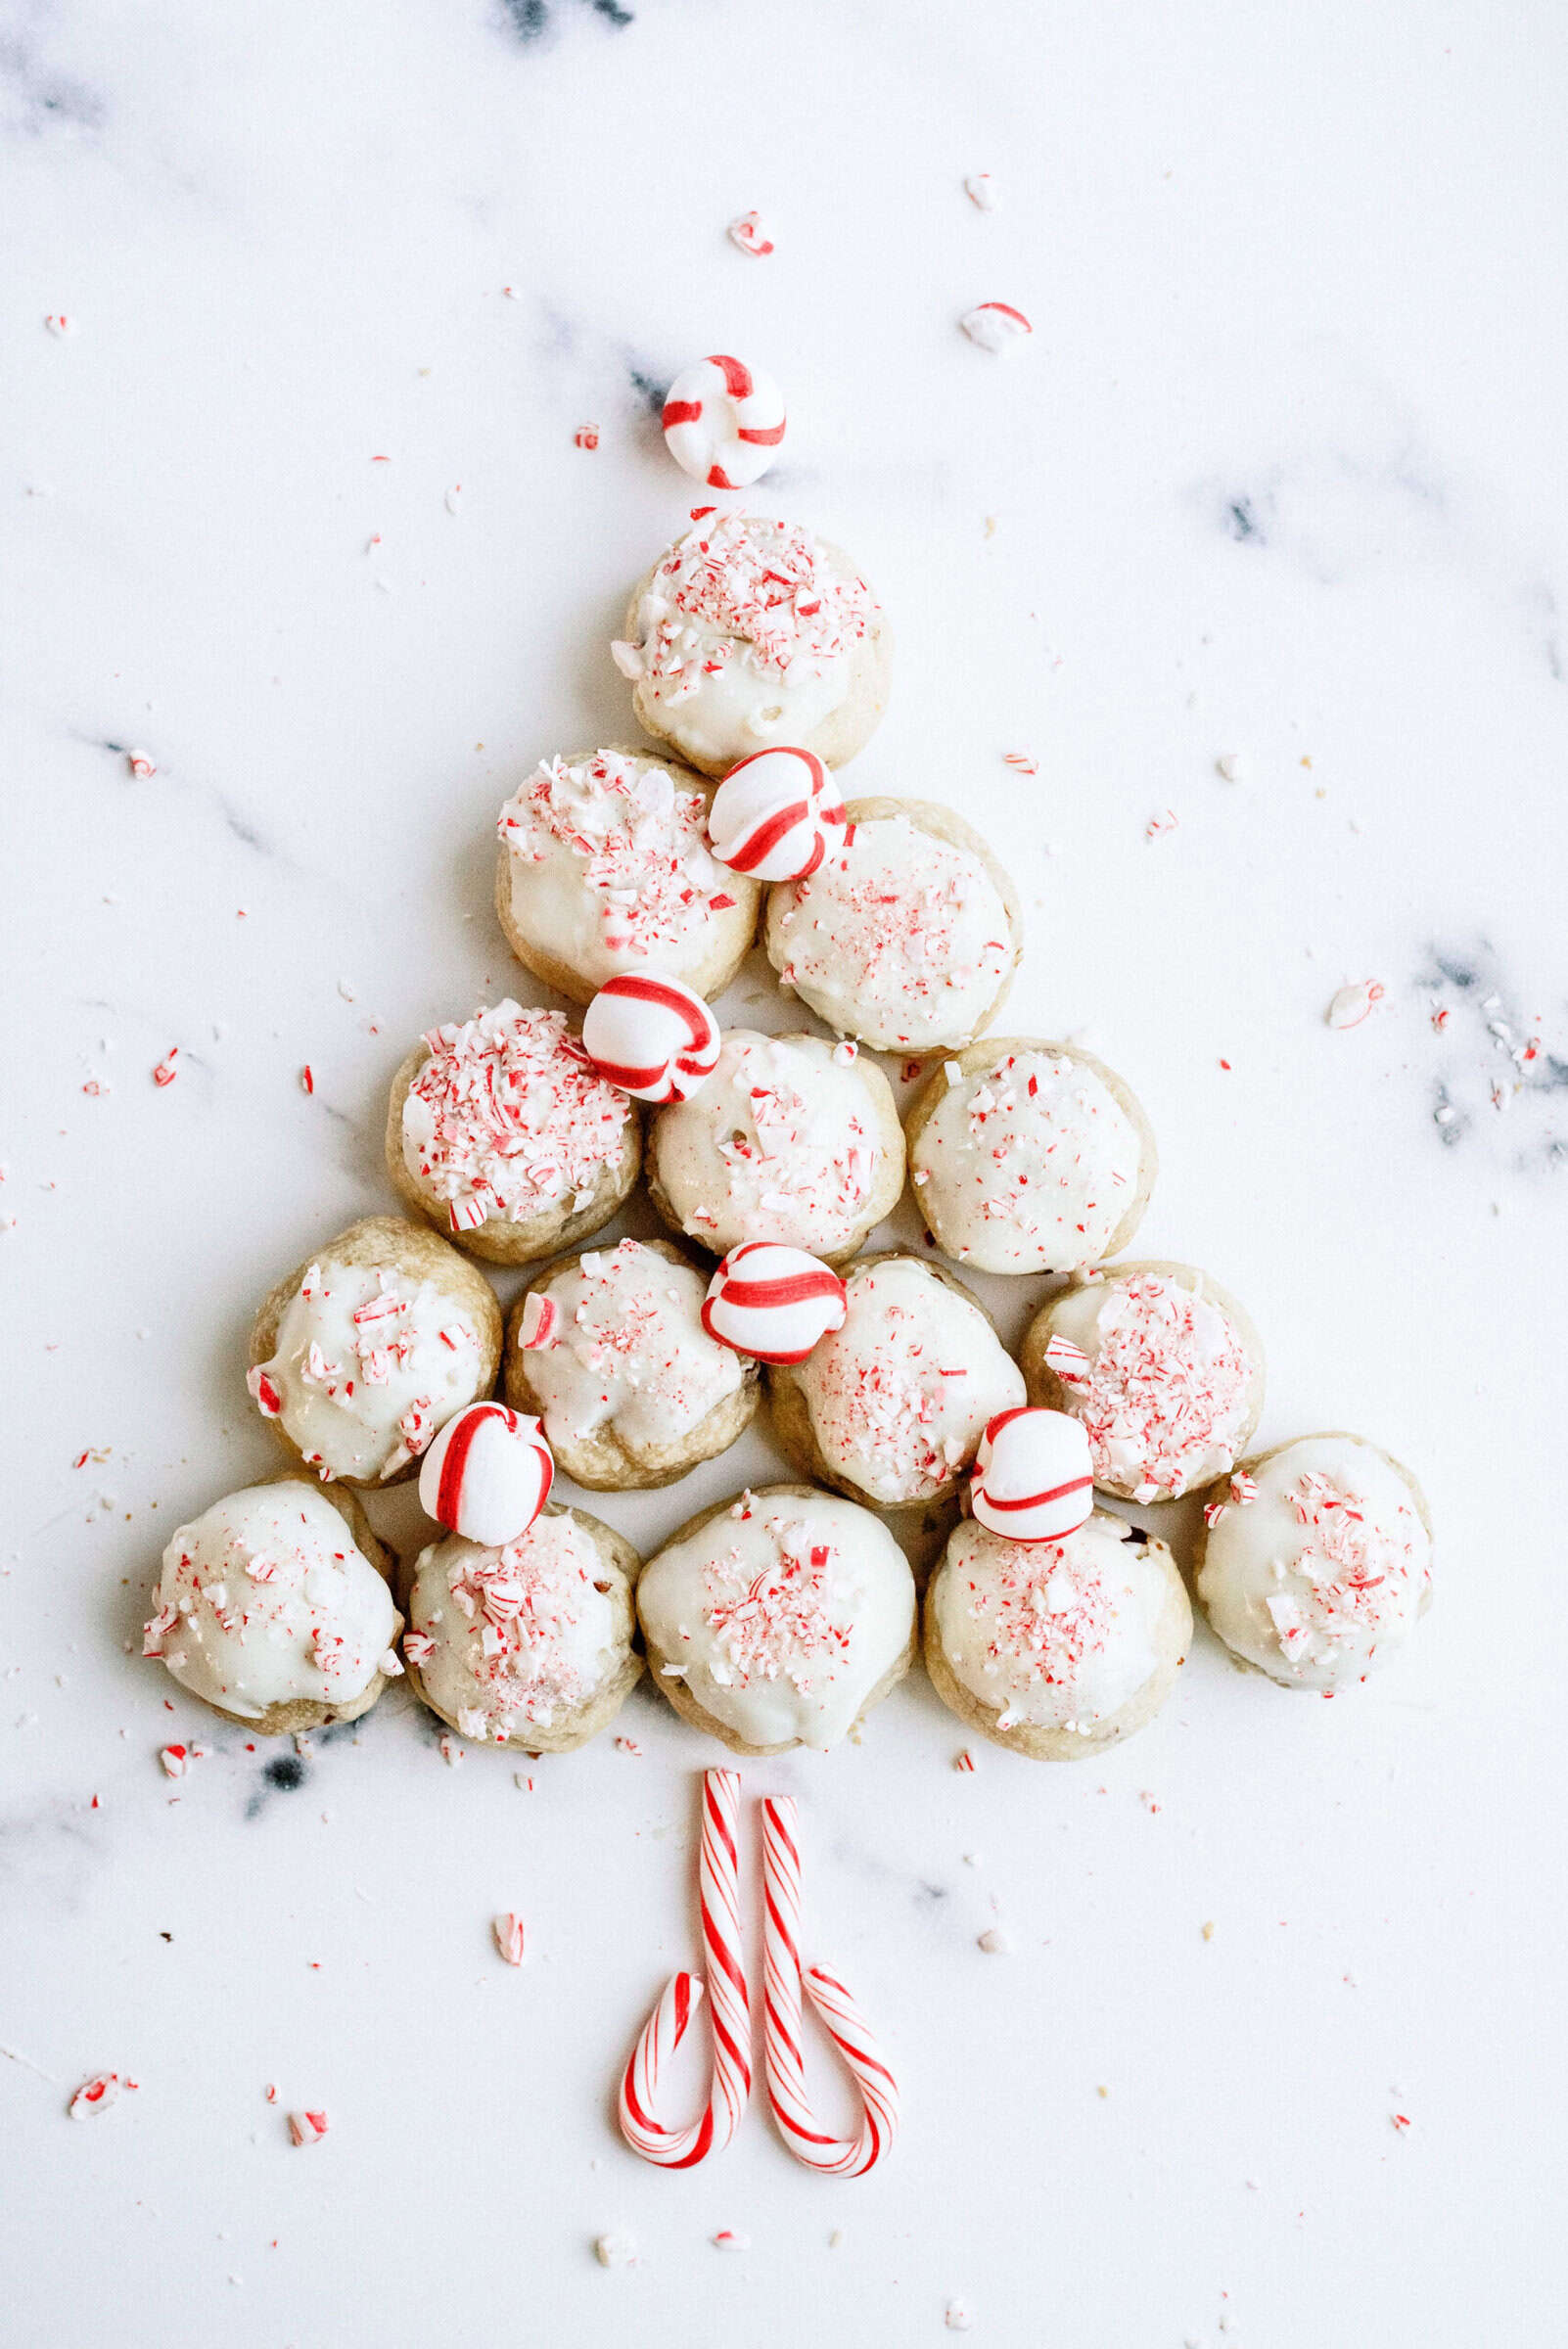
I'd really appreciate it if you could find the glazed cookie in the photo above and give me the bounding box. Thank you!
[247,1216,502,1488]
[142,1475,401,1734]
[402,1504,641,1753]
[767,1253,1026,1518]
[494,747,760,1005]
[385,1000,640,1267]
[1022,1262,1264,1502]
[647,1030,905,1265]
[503,1236,760,1491]
[906,1038,1155,1274]
[1194,1433,1433,1693]
[924,1513,1190,1759]
[764,800,1023,1052]
[636,1483,917,1755]
[612,511,890,777]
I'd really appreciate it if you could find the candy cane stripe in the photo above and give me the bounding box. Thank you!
[761,1796,899,2177]
[618,1770,751,2168]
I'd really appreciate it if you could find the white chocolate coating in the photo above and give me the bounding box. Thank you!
[147,1484,396,1722]
[911,1048,1146,1273]
[400,1002,632,1232]
[652,1031,886,1257]
[1044,1271,1255,1500]
[522,1239,745,1464]
[933,1515,1170,1732]
[408,1513,626,1741]
[497,751,735,993]
[638,1491,915,1750]
[767,815,1013,1051]
[249,1257,486,1483]
[615,514,878,774]
[793,1258,1025,1505]
[1196,1436,1432,1691]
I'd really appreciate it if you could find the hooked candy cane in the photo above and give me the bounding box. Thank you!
[761,1795,899,2177]
[618,1770,751,2168]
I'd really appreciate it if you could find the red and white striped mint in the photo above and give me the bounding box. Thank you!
[581,968,720,1105]
[708,748,848,883]
[960,301,1033,354]
[418,1402,553,1546]
[662,354,786,490]
[971,1407,1093,1543]
[701,1243,848,1365]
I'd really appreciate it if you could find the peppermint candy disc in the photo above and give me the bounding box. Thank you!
[708,748,848,883]
[970,1406,1092,1543]
[661,354,786,491]
[418,1402,554,1546]
[959,302,1033,354]
[581,968,721,1105]
[701,1242,848,1365]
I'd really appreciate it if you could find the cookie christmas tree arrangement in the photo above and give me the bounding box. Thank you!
[140,347,1434,2179]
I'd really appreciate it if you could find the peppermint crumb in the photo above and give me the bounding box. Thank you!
[945,2300,975,2331]
[595,2233,636,2268]
[1215,752,1247,782]
[712,2230,751,2251]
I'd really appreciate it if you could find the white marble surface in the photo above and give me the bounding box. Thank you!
[4,1,1565,2341]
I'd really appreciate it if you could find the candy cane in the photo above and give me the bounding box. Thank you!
[619,1770,751,2168]
[761,1795,899,2177]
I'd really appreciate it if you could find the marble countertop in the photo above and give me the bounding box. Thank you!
[5,2,1564,2342]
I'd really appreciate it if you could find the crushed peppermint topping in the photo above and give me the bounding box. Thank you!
[414,1514,608,1737]
[960,1541,1117,1690]
[625,511,875,692]
[702,1519,852,1694]
[402,1001,628,1232]
[288,2109,329,2147]
[1261,1470,1425,1672]
[492,1911,527,1965]
[497,751,729,961]
[774,816,1011,1049]
[670,1034,876,1252]
[1060,1275,1253,1500]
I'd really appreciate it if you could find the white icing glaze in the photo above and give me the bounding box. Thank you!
[497,751,736,992]
[408,1512,626,1740]
[769,815,1013,1051]
[653,1030,884,1257]
[1046,1271,1254,1499]
[911,1048,1143,1273]
[418,1403,553,1544]
[638,1491,915,1750]
[523,1239,745,1462]
[250,1256,486,1482]
[146,1484,395,1722]
[1196,1436,1432,1691]
[614,513,878,773]
[794,1257,1025,1504]
[934,1514,1168,1732]
[400,1001,631,1234]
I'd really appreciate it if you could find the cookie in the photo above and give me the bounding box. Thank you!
[1193,1433,1433,1692]
[924,1513,1190,1759]
[495,747,760,1005]
[503,1236,760,1491]
[612,512,890,777]
[402,1503,642,1753]
[385,1000,641,1267]
[636,1483,917,1755]
[142,1475,401,1735]
[1022,1261,1264,1502]
[766,1252,1026,1521]
[905,1037,1155,1274]
[246,1216,502,1489]
[646,1030,905,1265]
[763,799,1022,1052]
